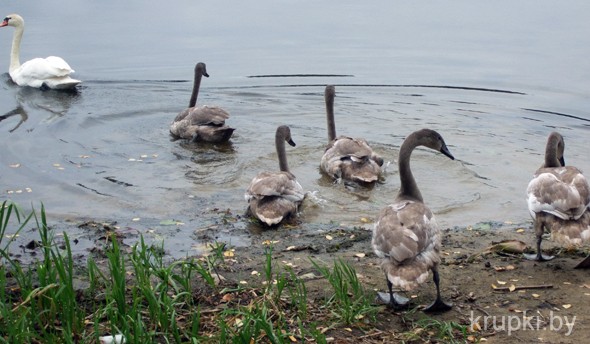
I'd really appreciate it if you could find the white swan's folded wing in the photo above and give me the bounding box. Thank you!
[12,57,79,88]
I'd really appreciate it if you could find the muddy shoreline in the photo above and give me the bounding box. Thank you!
[205,219,590,343]
[6,215,589,343]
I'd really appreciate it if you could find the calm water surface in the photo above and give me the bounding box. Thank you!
[1,1,589,258]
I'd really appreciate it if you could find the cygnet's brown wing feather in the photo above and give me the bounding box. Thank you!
[372,200,441,291]
[193,125,235,143]
[171,105,233,143]
[173,105,230,126]
[246,172,303,199]
[245,171,305,225]
[527,166,590,220]
[545,211,590,246]
[321,136,382,183]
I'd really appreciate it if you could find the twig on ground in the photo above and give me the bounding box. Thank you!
[492,284,553,292]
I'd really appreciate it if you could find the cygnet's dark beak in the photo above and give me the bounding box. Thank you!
[440,144,455,160]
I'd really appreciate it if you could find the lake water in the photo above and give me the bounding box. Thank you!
[1,1,589,258]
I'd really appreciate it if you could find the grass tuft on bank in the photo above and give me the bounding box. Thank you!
[0,201,471,343]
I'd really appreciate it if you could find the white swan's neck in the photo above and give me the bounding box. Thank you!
[9,25,23,73]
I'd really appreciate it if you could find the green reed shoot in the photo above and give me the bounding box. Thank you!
[311,258,378,325]
[0,202,384,343]
[404,317,469,344]
[0,201,32,256]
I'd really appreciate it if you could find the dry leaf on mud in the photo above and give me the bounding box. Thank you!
[299,272,319,280]
[509,284,516,292]
[354,253,366,258]
[485,240,527,254]
[99,334,125,344]
[563,304,572,309]
[160,219,183,226]
[191,243,209,252]
[213,274,226,285]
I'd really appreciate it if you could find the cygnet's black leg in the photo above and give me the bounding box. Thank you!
[423,266,452,313]
[523,218,555,261]
[376,275,409,310]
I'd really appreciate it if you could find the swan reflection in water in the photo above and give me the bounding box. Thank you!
[0,105,27,132]
[1,73,80,131]
[15,85,80,122]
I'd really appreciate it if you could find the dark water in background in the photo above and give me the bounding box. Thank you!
[1,1,589,258]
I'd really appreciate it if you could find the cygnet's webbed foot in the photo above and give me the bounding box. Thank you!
[574,255,590,269]
[423,296,452,313]
[376,292,410,310]
[523,252,555,261]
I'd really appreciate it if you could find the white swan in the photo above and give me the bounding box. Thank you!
[0,14,80,90]
[245,125,305,226]
[525,131,590,261]
[372,129,454,312]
